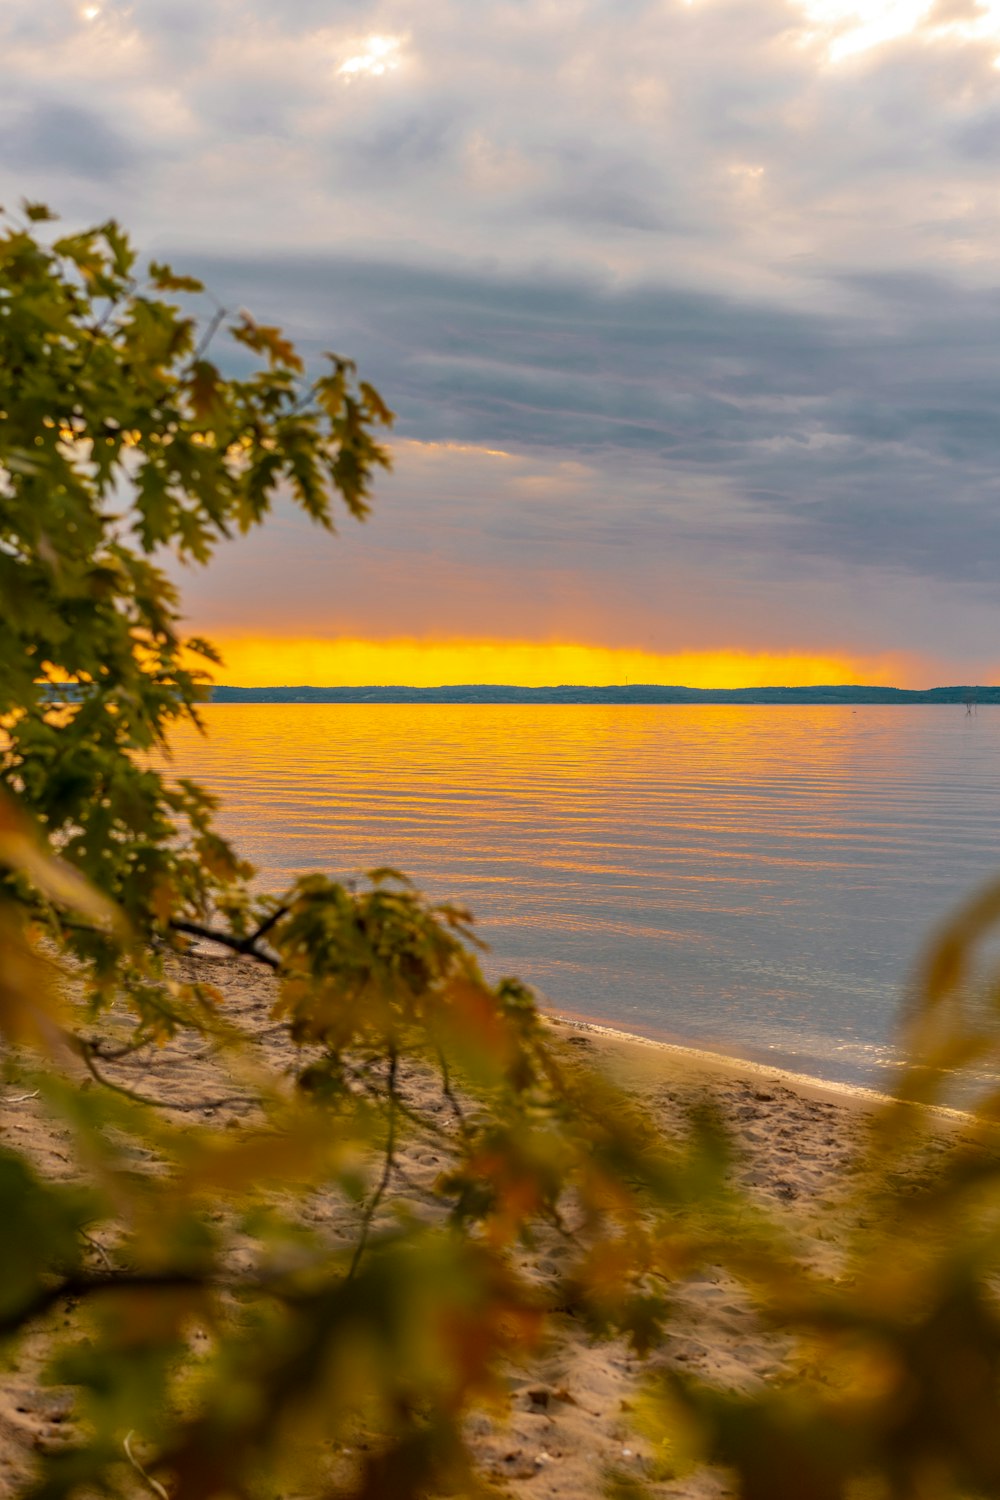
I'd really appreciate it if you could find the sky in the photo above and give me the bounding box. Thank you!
[6,0,1000,687]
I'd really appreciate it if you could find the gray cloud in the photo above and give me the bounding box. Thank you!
[4,0,1000,673]
[336,100,461,183]
[6,100,136,179]
[177,250,1000,593]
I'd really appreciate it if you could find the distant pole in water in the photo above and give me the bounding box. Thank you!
[965,689,978,716]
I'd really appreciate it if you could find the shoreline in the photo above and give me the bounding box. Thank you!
[204,689,1000,706]
[547,1012,892,1112]
[546,1011,975,1128]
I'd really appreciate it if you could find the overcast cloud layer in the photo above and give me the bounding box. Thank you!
[6,0,1000,680]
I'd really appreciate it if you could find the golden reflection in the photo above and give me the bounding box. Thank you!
[161,702,992,1090]
[165,702,915,907]
[170,702,870,826]
[199,637,907,691]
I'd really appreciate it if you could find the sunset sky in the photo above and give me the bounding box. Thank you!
[6,0,1000,687]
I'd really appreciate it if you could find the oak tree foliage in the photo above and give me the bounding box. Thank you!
[5,205,1000,1500]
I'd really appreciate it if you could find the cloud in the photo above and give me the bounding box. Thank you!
[4,100,136,179]
[4,0,1000,677]
[4,0,997,275]
[174,249,1000,596]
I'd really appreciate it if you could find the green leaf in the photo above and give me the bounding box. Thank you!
[148,260,204,294]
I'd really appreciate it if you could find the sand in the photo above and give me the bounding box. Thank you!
[0,956,905,1499]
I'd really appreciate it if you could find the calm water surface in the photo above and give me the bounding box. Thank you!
[168,705,1000,1088]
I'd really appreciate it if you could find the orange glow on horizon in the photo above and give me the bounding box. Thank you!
[198,637,915,690]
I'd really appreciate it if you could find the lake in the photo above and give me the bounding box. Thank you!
[167,704,1000,1089]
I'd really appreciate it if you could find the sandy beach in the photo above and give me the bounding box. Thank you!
[463,1016,889,1498]
[0,955,911,1499]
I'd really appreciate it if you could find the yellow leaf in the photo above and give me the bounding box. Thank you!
[0,795,122,931]
[0,906,67,1053]
[151,876,177,926]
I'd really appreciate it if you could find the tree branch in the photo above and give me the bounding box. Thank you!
[89,1034,157,1063]
[123,1431,170,1500]
[169,918,281,970]
[348,1048,399,1279]
[248,905,289,945]
[79,1044,259,1114]
[1,1271,210,1340]
[193,300,228,361]
[436,1043,469,1139]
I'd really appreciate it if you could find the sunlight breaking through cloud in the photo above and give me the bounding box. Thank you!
[795,0,1000,60]
[337,34,404,81]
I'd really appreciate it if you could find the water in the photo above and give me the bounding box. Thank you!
[167,704,1000,1089]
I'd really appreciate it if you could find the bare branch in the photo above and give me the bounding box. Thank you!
[169,918,281,970]
[0,1271,209,1340]
[123,1432,169,1500]
[79,1230,114,1270]
[348,1048,399,1279]
[248,904,289,945]
[79,1044,259,1114]
[89,1034,157,1062]
[193,300,228,362]
[436,1044,469,1138]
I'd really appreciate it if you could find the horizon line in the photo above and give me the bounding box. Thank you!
[207,681,994,694]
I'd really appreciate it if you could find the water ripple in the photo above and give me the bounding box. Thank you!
[166,704,1000,1088]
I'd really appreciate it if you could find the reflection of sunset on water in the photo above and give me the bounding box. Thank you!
[167,704,1000,1089]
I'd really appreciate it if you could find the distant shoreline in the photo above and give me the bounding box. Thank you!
[208,683,996,706]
